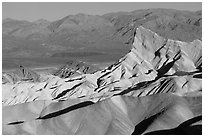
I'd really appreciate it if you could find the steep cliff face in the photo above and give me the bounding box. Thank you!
[2,26,201,106]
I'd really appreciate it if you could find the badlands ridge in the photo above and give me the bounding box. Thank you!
[2,26,202,134]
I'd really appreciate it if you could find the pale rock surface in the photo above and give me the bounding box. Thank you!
[2,94,197,134]
[2,65,41,84]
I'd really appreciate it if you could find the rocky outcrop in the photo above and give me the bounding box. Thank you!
[2,65,41,84]
[53,60,99,78]
[2,26,201,106]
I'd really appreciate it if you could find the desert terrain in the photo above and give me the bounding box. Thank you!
[2,7,202,135]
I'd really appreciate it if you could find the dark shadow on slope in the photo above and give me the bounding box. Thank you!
[115,80,153,96]
[156,51,181,78]
[116,50,200,96]
[115,77,173,96]
[116,69,200,97]
[7,121,25,125]
[53,82,83,100]
[65,77,84,82]
[131,109,165,135]
[144,125,202,135]
[37,101,94,120]
[144,115,202,135]
[153,39,168,59]
[193,73,202,79]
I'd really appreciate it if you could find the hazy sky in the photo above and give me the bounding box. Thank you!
[3,2,202,21]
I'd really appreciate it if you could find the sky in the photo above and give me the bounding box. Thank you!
[2,2,202,21]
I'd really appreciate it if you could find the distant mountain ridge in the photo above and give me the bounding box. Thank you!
[2,8,202,61]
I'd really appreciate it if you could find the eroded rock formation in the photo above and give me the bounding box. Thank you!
[2,26,202,134]
[2,65,41,84]
[2,26,201,106]
[53,60,99,78]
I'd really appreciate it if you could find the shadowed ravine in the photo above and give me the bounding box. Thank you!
[37,101,94,120]
[143,116,202,135]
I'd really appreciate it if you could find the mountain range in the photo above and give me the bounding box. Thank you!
[2,8,202,69]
